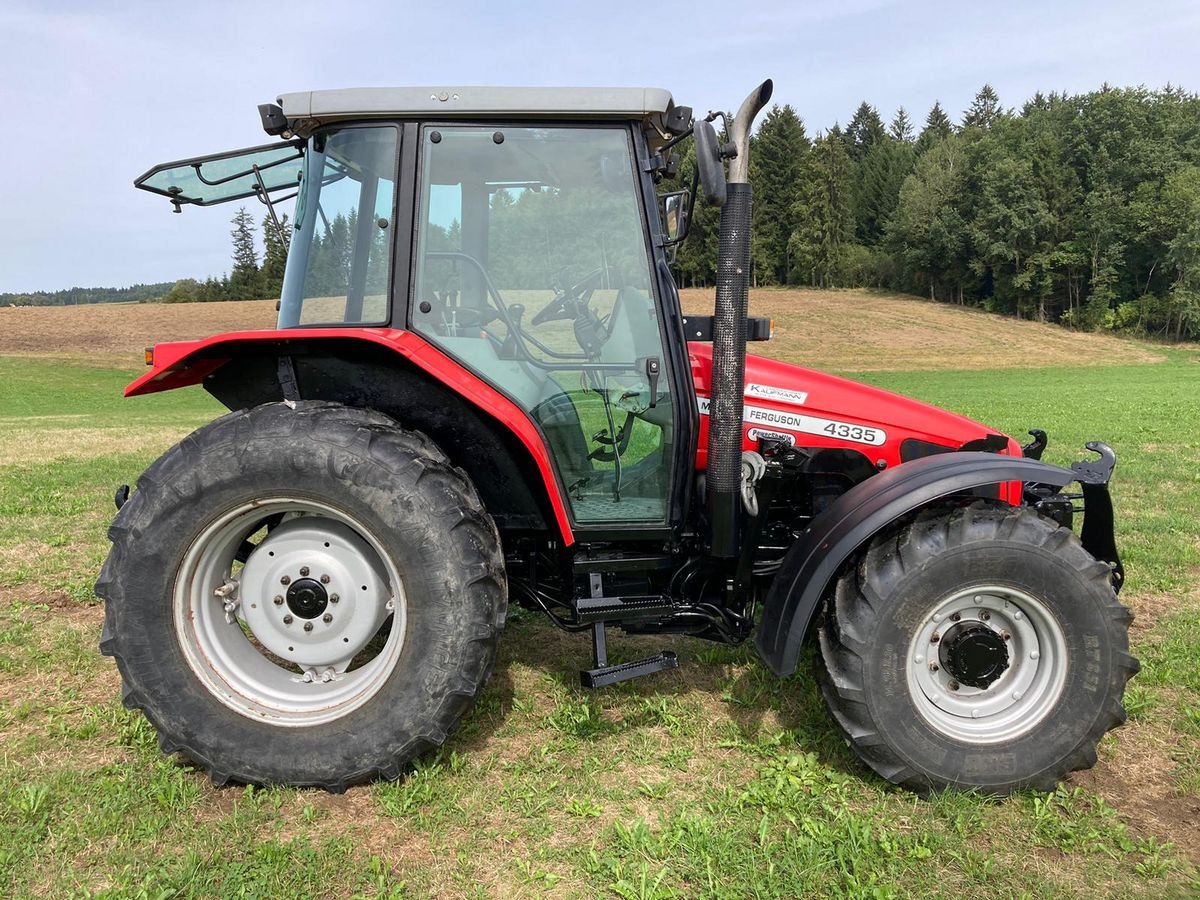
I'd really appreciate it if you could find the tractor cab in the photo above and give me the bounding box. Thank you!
[136,88,695,532]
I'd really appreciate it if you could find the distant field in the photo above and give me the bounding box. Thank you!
[0,292,1197,896]
[0,288,1167,371]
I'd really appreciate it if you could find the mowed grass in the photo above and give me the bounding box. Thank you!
[1,326,1199,895]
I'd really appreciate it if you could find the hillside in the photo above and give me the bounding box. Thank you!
[0,288,1166,371]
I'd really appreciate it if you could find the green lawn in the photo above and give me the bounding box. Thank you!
[0,351,1197,898]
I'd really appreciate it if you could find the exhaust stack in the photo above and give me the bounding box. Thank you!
[706,79,773,557]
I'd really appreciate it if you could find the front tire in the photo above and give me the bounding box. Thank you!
[96,402,506,791]
[818,502,1138,795]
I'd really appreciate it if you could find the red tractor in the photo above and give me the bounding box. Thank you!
[99,80,1136,795]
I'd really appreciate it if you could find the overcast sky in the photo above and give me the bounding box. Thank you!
[3,0,1199,293]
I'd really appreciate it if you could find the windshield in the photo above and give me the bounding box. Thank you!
[278,126,399,327]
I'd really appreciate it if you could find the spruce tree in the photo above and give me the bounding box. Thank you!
[890,107,914,142]
[261,213,292,299]
[962,84,1003,130]
[749,104,810,284]
[844,102,887,162]
[916,102,954,152]
[228,207,261,299]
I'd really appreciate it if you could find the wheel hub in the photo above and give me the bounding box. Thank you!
[286,578,328,619]
[940,622,1009,689]
[238,517,393,670]
[905,585,1068,744]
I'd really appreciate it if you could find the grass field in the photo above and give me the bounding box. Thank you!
[0,290,1198,897]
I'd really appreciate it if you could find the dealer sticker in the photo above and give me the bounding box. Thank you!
[697,398,886,447]
[746,383,808,406]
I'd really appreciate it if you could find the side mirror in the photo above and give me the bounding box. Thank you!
[693,120,727,207]
[660,190,691,245]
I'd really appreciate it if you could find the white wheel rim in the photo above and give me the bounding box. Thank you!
[174,498,407,726]
[905,584,1068,744]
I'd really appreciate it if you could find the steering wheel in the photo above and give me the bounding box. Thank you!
[530,267,605,326]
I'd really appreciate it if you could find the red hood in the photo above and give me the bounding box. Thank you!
[689,344,1018,469]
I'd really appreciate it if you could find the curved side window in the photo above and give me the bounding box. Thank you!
[279,126,399,327]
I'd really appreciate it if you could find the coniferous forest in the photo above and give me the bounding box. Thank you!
[7,83,1200,342]
[671,83,1200,340]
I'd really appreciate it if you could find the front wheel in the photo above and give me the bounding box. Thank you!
[818,502,1138,795]
[96,402,506,791]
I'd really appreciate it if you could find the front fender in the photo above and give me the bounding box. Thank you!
[753,448,1121,677]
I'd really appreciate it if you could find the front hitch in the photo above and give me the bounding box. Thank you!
[1027,440,1124,592]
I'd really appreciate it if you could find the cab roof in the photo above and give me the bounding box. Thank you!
[277,86,675,129]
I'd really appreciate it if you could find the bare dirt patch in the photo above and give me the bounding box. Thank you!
[0,299,276,357]
[0,289,1167,371]
[1073,721,1200,863]
[681,287,1166,371]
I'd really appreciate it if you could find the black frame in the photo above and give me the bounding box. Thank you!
[134,140,305,208]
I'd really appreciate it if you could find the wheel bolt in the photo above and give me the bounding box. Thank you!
[948,681,960,692]
[283,614,293,624]
[950,612,961,622]
[929,663,939,672]
[322,613,333,623]
[320,574,330,584]
[930,632,941,643]
[280,575,291,585]
[330,594,339,603]
[300,566,310,576]
[273,595,284,605]
[304,622,313,632]
[1001,631,1011,641]
[981,611,991,621]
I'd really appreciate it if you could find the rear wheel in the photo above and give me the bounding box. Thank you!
[96,402,506,790]
[817,502,1137,795]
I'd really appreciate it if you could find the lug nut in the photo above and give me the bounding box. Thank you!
[322,613,333,623]
[304,622,313,632]
[283,614,293,625]
[948,681,960,692]
[320,574,330,584]
[273,595,284,606]
[1001,631,1011,641]
[280,575,291,585]
[981,611,991,621]
[950,612,961,622]
[330,594,339,603]
[929,663,939,672]
[930,632,941,643]
[300,566,310,576]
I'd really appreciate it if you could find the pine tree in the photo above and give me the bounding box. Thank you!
[890,107,914,142]
[261,213,292,299]
[749,104,810,284]
[228,207,261,299]
[789,131,854,286]
[844,102,887,162]
[916,102,954,152]
[962,84,1003,130]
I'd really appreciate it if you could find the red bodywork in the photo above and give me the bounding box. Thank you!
[128,328,1021,544]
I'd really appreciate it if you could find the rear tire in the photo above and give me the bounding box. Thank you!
[817,502,1137,795]
[96,401,506,791]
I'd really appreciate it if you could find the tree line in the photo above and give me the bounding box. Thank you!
[671,83,1200,340]
[0,282,175,307]
[160,209,292,303]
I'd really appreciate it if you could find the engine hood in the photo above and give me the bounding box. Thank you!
[689,344,1019,469]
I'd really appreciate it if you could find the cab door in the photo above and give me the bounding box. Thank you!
[409,124,678,528]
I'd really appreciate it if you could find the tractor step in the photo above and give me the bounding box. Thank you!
[580,621,678,688]
[581,651,679,688]
[574,594,674,623]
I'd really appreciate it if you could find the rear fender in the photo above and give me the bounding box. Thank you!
[127,328,574,543]
[754,448,1121,677]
